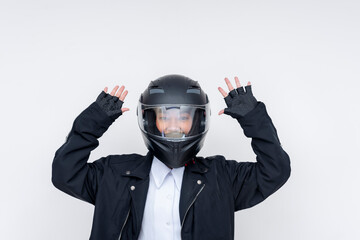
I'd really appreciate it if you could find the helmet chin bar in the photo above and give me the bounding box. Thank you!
[140,129,208,169]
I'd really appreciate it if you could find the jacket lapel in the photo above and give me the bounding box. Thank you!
[122,152,153,236]
[128,178,149,236]
[179,157,209,225]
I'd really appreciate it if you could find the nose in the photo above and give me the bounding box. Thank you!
[166,117,181,131]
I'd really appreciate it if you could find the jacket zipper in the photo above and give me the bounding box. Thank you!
[117,209,130,240]
[181,184,205,228]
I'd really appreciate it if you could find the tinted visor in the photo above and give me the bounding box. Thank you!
[138,103,210,140]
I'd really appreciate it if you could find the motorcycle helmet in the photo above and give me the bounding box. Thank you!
[137,74,211,168]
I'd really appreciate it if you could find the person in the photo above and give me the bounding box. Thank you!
[52,74,291,240]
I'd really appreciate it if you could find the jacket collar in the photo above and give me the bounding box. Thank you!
[121,151,154,179]
[187,156,210,174]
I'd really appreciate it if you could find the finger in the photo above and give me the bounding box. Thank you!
[235,76,241,88]
[224,78,235,91]
[244,81,252,93]
[237,87,245,95]
[110,85,119,96]
[104,87,108,93]
[115,85,125,98]
[218,109,224,115]
[121,108,130,113]
[245,85,253,94]
[119,90,128,101]
[218,87,228,98]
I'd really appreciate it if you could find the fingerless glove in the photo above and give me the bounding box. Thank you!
[95,91,124,121]
[224,85,258,119]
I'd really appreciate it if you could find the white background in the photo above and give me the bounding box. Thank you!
[1,0,359,239]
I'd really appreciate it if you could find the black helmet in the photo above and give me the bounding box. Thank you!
[137,74,211,168]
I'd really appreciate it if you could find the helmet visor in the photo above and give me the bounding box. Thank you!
[138,103,210,140]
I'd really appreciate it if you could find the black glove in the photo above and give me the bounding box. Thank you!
[224,85,258,119]
[95,91,124,120]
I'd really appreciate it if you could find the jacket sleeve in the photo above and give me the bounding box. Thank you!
[51,102,115,205]
[223,101,291,211]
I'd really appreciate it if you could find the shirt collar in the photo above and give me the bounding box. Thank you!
[171,163,185,191]
[151,156,185,191]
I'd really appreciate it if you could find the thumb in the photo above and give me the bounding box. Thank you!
[223,108,231,116]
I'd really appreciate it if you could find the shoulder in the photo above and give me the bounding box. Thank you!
[197,154,248,172]
[195,154,228,169]
[92,153,146,167]
[109,153,146,164]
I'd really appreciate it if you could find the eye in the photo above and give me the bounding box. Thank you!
[180,116,190,121]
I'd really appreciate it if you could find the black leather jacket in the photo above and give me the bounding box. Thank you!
[52,100,291,240]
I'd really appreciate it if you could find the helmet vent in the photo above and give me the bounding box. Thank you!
[186,89,201,94]
[149,88,165,94]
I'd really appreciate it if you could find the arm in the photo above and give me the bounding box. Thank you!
[225,101,290,211]
[51,86,129,205]
[218,77,291,211]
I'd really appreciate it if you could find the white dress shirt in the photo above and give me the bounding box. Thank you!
[138,156,185,240]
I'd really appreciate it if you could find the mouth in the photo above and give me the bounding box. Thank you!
[164,131,185,139]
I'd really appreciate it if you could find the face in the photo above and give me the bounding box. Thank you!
[155,108,193,137]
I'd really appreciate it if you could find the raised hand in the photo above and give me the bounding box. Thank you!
[95,85,130,120]
[218,77,258,118]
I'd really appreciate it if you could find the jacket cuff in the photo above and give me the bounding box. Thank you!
[86,102,115,126]
[70,102,116,139]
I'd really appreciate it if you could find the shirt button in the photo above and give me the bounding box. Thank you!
[167,195,172,200]
[130,186,135,191]
[197,180,202,185]
[166,222,170,226]
[125,170,131,175]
